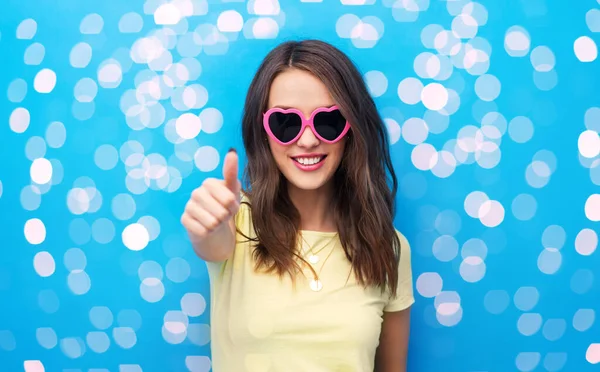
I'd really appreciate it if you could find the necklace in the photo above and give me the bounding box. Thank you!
[298,233,338,292]
[299,233,336,264]
[305,237,333,264]
[308,246,335,292]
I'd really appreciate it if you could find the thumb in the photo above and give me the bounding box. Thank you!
[223,148,240,194]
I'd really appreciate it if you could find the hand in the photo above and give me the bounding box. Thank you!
[181,149,241,242]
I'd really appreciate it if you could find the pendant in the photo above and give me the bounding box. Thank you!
[309,255,319,264]
[310,279,323,292]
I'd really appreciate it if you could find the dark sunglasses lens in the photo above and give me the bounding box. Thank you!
[314,109,347,141]
[268,112,302,143]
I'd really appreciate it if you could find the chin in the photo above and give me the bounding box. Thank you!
[282,167,334,192]
[287,178,330,191]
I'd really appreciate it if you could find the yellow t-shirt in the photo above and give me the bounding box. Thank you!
[205,197,414,372]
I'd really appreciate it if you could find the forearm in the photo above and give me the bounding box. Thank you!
[191,220,236,262]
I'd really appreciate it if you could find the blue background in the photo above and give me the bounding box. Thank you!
[1,0,600,371]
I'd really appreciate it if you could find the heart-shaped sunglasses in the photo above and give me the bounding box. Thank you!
[263,105,351,146]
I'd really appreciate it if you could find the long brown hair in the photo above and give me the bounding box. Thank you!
[240,39,401,296]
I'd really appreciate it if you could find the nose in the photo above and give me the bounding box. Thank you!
[296,125,320,148]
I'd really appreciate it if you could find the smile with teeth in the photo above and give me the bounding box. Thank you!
[293,156,325,165]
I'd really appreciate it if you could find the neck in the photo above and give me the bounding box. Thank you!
[287,181,337,233]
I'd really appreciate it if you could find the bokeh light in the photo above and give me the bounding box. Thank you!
[2,1,598,370]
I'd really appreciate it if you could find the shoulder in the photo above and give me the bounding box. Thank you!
[393,229,412,277]
[234,191,258,243]
[236,192,252,226]
[394,229,408,243]
[394,229,411,255]
[383,228,415,312]
[240,190,250,203]
[239,191,251,210]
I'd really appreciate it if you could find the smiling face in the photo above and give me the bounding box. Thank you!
[266,68,347,193]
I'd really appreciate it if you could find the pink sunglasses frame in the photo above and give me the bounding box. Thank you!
[263,105,351,146]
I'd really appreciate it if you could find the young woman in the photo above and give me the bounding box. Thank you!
[181,39,414,372]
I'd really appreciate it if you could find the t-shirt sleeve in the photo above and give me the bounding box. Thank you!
[383,230,415,312]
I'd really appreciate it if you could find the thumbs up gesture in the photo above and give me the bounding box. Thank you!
[181,149,241,261]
